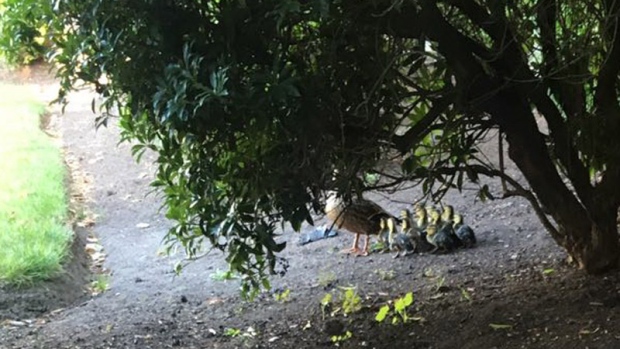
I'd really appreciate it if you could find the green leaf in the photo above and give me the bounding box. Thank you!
[321,293,332,306]
[375,305,390,322]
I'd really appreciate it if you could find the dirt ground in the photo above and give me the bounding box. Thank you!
[2,65,620,349]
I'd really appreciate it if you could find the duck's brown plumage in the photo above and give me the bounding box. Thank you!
[325,193,393,255]
[327,199,386,234]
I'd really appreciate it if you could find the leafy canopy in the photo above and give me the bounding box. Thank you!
[45,0,620,295]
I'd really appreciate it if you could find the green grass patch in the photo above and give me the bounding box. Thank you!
[0,83,73,286]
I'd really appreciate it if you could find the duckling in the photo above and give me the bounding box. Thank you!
[425,205,436,218]
[441,204,454,224]
[425,223,460,253]
[453,214,477,248]
[376,217,391,252]
[411,208,435,253]
[414,206,429,231]
[325,192,394,256]
[400,209,415,233]
[434,206,463,248]
[387,217,415,258]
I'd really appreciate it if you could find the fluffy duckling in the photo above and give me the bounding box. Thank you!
[400,209,415,232]
[434,206,463,248]
[453,214,477,248]
[425,223,460,253]
[414,206,429,231]
[387,217,416,258]
[441,204,454,224]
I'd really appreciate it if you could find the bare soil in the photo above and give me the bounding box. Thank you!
[2,65,620,349]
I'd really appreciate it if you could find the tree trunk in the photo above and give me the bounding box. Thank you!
[564,220,620,274]
[486,88,620,273]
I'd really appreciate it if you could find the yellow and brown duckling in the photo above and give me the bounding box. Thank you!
[414,206,429,230]
[425,223,460,253]
[325,192,394,256]
[386,217,416,258]
[453,214,477,248]
[400,209,415,232]
[436,205,463,248]
[441,204,454,224]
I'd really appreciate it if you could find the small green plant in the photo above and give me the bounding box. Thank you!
[320,293,333,319]
[340,287,362,315]
[210,269,239,281]
[90,274,110,294]
[331,330,352,344]
[375,292,415,325]
[363,172,380,186]
[274,288,291,302]
[459,287,472,303]
[224,327,242,337]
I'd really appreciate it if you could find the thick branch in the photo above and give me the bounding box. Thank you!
[445,0,593,208]
[536,0,587,124]
[595,0,620,113]
[536,0,559,78]
[593,0,620,205]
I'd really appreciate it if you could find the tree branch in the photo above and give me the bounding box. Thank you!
[393,95,451,153]
[444,0,593,209]
[595,0,620,114]
[536,0,559,78]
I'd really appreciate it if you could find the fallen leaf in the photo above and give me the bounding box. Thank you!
[489,323,513,330]
[77,218,96,228]
[85,243,103,254]
[205,297,224,305]
[2,320,26,327]
[579,327,600,335]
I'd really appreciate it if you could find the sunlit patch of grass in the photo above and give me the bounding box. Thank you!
[0,83,73,286]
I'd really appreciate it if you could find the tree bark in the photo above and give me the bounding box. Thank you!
[487,88,620,273]
[564,217,620,274]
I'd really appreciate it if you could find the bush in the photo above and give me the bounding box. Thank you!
[0,0,52,65]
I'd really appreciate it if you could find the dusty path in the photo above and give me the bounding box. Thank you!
[3,67,620,349]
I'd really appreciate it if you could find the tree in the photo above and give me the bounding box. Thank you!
[47,0,620,295]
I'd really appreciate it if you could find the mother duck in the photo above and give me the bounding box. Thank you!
[325,191,394,256]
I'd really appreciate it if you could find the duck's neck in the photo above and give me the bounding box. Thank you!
[325,191,343,213]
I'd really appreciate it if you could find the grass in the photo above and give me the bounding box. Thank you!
[90,274,110,294]
[0,83,73,286]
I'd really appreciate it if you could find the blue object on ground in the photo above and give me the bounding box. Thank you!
[298,225,339,246]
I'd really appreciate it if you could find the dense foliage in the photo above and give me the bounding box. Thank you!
[0,0,51,65]
[41,0,620,295]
